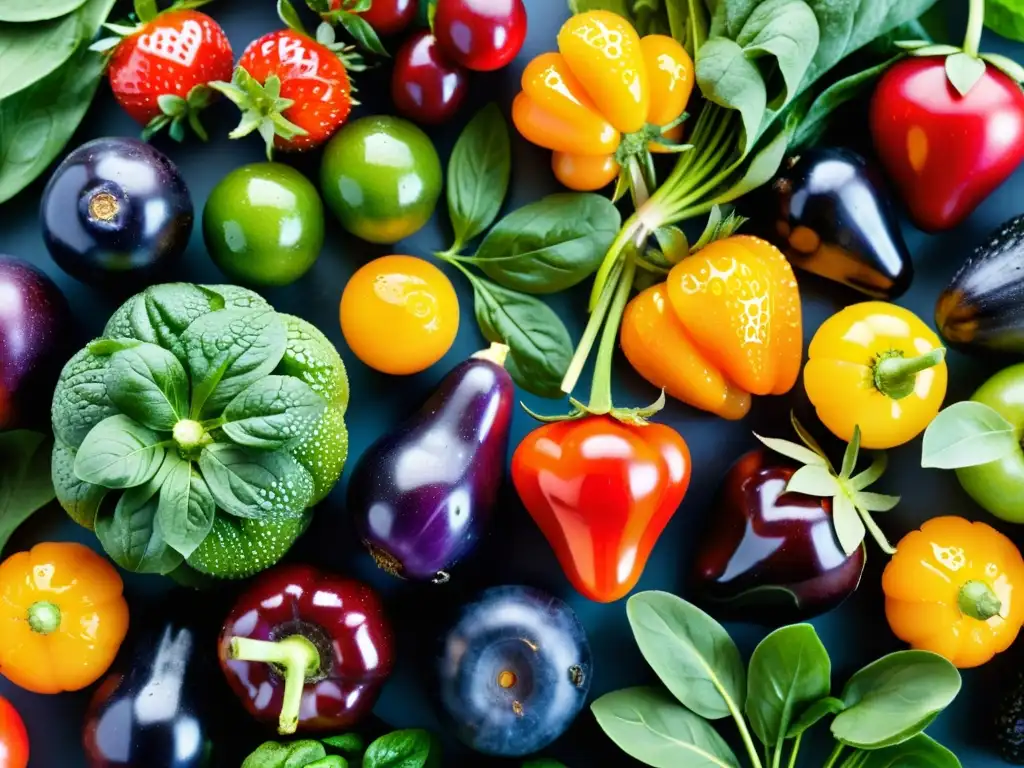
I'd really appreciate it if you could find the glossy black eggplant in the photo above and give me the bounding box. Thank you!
[349,343,514,582]
[936,214,1024,355]
[41,137,193,286]
[743,147,912,300]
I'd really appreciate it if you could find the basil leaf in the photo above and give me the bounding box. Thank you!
[182,308,288,419]
[0,0,88,21]
[0,430,55,551]
[106,342,190,432]
[158,456,215,558]
[222,376,326,451]
[242,740,327,768]
[447,102,511,250]
[199,443,313,520]
[322,734,364,752]
[592,686,740,768]
[735,0,819,110]
[0,8,82,99]
[786,696,846,739]
[471,194,621,294]
[858,733,962,768]
[696,37,767,152]
[363,729,442,768]
[74,415,168,489]
[336,10,388,56]
[626,591,745,720]
[127,284,226,354]
[470,276,573,399]
[832,650,961,749]
[52,439,107,529]
[745,624,831,747]
[921,401,1018,469]
[52,346,119,449]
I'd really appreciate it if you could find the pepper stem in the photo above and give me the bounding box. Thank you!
[472,342,510,368]
[873,348,946,401]
[959,579,1002,621]
[230,635,321,735]
[587,254,638,414]
[964,0,986,58]
[26,601,61,635]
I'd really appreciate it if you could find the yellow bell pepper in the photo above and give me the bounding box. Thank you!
[882,516,1024,668]
[804,302,947,449]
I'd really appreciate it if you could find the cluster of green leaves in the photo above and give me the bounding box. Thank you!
[0,0,118,203]
[435,103,622,398]
[592,591,963,768]
[0,430,55,553]
[302,0,389,57]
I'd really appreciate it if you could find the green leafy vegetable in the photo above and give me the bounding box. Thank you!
[786,696,847,738]
[987,0,1024,43]
[446,102,511,250]
[74,415,168,489]
[241,728,441,768]
[0,0,89,22]
[858,734,962,767]
[199,443,313,520]
[362,729,442,768]
[157,455,216,558]
[0,430,55,552]
[221,376,326,452]
[0,10,82,100]
[105,343,190,432]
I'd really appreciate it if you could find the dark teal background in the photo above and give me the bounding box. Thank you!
[0,1,1019,765]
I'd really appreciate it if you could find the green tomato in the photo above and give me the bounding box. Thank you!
[320,116,442,244]
[203,163,325,287]
[956,363,1024,523]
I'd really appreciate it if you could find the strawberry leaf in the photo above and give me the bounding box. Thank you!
[791,413,834,472]
[158,94,187,117]
[852,492,900,513]
[336,10,389,57]
[277,0,308,35]
[833,492,865,556]
[945,52,987,97]
[187,111,209,142]
[169,119,186,143]
[982,53,1024,83]
[839,426,861,479]
[856,504,896,555]
[786,465,840,498]
[134,0,158,23]
[849,453,887,491]
[754,433,827,468]
[89,37,122,53]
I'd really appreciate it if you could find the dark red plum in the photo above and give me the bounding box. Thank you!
[437,586,592,757]
[392,30,469,125]
[0,257,71,430]
[40,137,193,286]
[349,344,514,582]
[692,449,865,626]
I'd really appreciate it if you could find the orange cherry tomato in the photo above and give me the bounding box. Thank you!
[640,35,694,128]
[552,152,620,191]
[0,697,28,768]
[512,92,620,156]
[340,255,459,375]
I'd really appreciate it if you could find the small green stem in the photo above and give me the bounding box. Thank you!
[587,254,637,413]
[230,635,321,735]
[964,0,985,57]
[824,743,846,768]
[27,601,61,635]
[786,735,803,768]
[959,579,1003,620]
[588,215,644,312]
[561,258,624,395]
[873,348,946,400]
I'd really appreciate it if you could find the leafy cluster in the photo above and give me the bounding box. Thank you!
[51,283,349,580]
[593,591,963,768]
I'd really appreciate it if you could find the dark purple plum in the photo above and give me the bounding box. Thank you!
[437,586,592,757]
[692,449,865,626]
[40,137,193,286]
[349,344,514,582]
[0,257,71,430]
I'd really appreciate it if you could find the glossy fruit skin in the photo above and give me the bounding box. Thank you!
[321,116,443,244]
[870,57,1024,232]
[329,0,417,35]
[936,213,1024,355]
[693,449,866,626]
[219,565,395,733]
[745,147,913,300]
[437,586,592,757]
[0,697,28,768]
[0,258,71,431]
[41,138,193,286]
[883,516,1024,668]
[433,0,527,72]
[392,31,468,125]
[513,416,691,603]
[350,348,514,581]
[805,302,948,450]
[551,152,619,191]
[340,255,459,375]
[203,163,324,287]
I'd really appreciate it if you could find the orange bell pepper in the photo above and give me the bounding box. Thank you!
[0,542,129,693]
[882,516,1024,668]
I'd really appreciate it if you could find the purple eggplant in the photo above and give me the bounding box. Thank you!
[349,343,514,582]
[0,257,71,430]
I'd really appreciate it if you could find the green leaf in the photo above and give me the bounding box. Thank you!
[52,439,108,529]
[0,0,88,21]
[853,491,899,512]
[832,491,865,556]
[74,415,168,489]
[123,284,226,355]
[858,733,962,768]
[447,102,511,250]
[591,687,740,768]
[157,456,215,558]
[322,734,364,753]
[696,37,767,152]
[105,342,190,432]
[336,9,388,56]
[362,729,442,768]
[0,9,83,100]
[745,624,831,747]
[945,52,986,97]
[242,740,327,768]
[849,453,886,491]
[921,401,1018,469]
[182,308,288,419]
[470,194,622,294]
[981,52,1024,83]
[654,225,689,264]
[753,433,827,467]
[987,0,1024,43]
[785,465,840,497]
[840,425,861,479]
[277,0,307,34]
[0,431,55,552]
[626,591,745,720]
[832,650,962,749]
[470,276,574,399]
[221,376,326,452]
[735,0,820,109]
[786,696,846,739]
[722,123,790,200]
[199,443,313,520]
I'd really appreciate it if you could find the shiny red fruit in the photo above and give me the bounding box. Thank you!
[0,696,28,768]
[392,30,469,125]
[433,0,527,72]
[870,57,1024,232]
[329,0,417,36]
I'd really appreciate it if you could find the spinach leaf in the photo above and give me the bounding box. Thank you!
[988,0,1024,43]
[0,430,55,552]
[736,0,819,109]
[0,9,82,100]
[695,38,767,151]
[470,276,574,399]
[128,283,226,354]
[52,346,119,449]
[745,624,831,747]
[158,456,215,558]
[106,342,190,432]
[858,733,962,768]
[470,194,621,294]
[832,651,961,749]
[322,734,363,752]
[786,696,846,738]
[241,741,328,768]
[52,439,107,529]
[74,415,168,489]
[0,0,88,22]
[626,591,746,720]
[591,686,740,768]
[222,376,326,452]
[363,728,442,768]
[447,102,511,251]
[199,443,313,520]
[182,308,288,419]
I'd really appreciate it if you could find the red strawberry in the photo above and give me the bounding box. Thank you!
[102,9,233,141]
[211,30,354,157]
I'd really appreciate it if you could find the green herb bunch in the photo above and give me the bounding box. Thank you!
[593,591,963,768]
[51,283,350,581]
